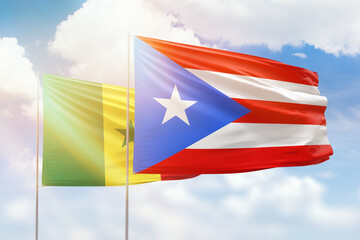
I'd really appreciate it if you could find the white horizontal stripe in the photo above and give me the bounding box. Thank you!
[187,69,327,106]
[188,123,330,149]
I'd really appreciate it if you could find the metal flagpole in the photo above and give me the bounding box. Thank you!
[35,72,40,240]
[125,33,131,240]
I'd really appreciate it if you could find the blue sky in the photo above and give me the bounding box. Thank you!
[1,0,360,239]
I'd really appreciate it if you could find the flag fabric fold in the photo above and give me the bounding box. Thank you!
[133,36,333,174]
[42,74,196,186]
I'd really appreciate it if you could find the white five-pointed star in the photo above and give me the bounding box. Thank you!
[154,85,197,125]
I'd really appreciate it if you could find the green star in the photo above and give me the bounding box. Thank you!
[116,120,134,147]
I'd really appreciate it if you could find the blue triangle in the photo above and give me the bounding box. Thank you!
[133,37,250,173]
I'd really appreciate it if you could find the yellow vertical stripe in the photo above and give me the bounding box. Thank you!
[102,83,161,186]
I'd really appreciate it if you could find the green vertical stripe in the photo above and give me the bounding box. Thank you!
[42,75,105,186]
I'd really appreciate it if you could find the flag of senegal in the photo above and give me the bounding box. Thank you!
[42,74,194,186]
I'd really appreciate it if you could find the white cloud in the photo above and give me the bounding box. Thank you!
[48,0,201,86]
[349,105,360,119]
[3,198,33,222]
[326,107,360,159]
[2,172,356,240]
[0,37,42,189]
[162,183,196,204]
[223,170,359,228]
[315,171,335,179]
[68,227,97,240]
[123,171,360,240]
[293,52,307,59]
[20,100,37,120]
[11,147,38,177]
[1,146,40,191]
[34,40,41,46]
[0,37,37,99]
[150,0,360,56]
[0,37,38,119]
[1,108,13,117]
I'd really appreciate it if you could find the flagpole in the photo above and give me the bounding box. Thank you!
[125,33,131,240]
[35,72,40,240]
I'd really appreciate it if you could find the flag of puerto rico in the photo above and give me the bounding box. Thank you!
[133,36,333,175]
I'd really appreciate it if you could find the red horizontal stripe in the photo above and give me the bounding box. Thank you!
[138,36,319,87]
[139,145,333,174]
[233,99,327,125]
[161,174,199,181]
